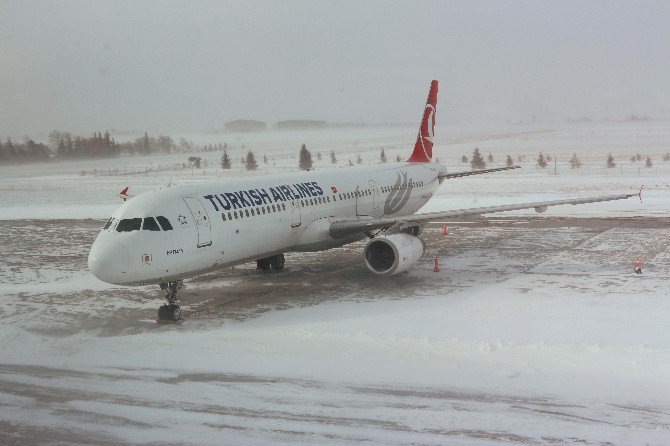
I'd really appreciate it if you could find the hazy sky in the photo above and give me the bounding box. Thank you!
[1,0,669,135]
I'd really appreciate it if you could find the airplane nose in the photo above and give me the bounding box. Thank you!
[88,239,129,284]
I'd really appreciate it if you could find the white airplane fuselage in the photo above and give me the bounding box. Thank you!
[88,162,441,286]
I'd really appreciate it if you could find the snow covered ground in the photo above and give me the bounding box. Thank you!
[1,122,669,444]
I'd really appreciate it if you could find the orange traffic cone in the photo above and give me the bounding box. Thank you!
[433,256,440,272]
[442,224,448,237]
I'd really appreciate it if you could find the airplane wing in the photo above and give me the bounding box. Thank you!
[329,192,639,238]
[439,165,520,179]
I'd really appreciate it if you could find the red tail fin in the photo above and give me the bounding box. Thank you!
[407,80,438,163]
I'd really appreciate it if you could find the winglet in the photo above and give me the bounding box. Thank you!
[120,186,130,202]
[407,80,438,162]
[639,185,643,203]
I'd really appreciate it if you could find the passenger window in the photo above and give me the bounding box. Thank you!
[143,217,161,231]
[221,213,226,221]
[282,203,286,211]
[117,218,142,232]
[228,212,232,220]
[245,209,250,217]
[272,205,276,212]
[156,216,173,231]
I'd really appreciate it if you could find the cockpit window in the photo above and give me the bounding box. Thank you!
[143,217,161,231]
[102,218,114,230]
[116,218,142,232]
[156,216,173,231]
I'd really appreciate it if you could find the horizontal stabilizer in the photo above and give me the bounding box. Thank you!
[439,165,520,180]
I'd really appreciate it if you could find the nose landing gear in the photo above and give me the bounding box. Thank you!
[158,280,183,323]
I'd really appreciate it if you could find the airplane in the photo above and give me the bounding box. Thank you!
[88,80,639,322]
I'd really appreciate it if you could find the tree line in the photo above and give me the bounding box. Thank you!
[0,130,238,165]
[462,148,662,170]
[221,145,399,171]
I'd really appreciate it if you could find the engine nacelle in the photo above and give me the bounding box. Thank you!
[364,234,425,275]
[534,206,548,213]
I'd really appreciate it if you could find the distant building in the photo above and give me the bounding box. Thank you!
[276,120,328,130]
[224,119,266,132]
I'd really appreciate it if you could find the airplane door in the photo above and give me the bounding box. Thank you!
[355,185,363,217]
[183,197,212,248]
[291,200,301,228]
[370,180,383,218]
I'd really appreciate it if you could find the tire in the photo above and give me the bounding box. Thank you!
[171,306,182,320]
[270,254,285,271]
[256,258,271,271]
[158,305,168,320]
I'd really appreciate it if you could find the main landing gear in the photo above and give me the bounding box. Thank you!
[256,253,285,271]
[158,280,183,322]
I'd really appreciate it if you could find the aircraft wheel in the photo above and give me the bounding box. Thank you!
[170,305,182,321]
[270,254,285,271]
[158,305,169,321]
[256,258,271,271]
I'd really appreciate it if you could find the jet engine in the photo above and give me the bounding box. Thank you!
[363,234,425,275]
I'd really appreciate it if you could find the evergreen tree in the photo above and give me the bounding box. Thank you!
[220,150,231,169]
[470,148,486,169]
[461,154,468,163]
[6,138,15,157]
[245,150,258,170]
[316,151,322,161]
[330,150,337,164]
[570,153,582,169]
[607,153,616,168]
[380,148,387,163]
[263,154,268,164]
[298,144,313,170]
[348,158,353,166]
[645,156,653,168]
[546,155,552,162]
[506,155,514,167]
[630,155,637,162]
[487,153,494,163]
[356,154,362,164]
[537,152,547,168]
[636,153,642,161]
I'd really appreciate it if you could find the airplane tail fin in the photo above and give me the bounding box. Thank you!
[407,80,438,163]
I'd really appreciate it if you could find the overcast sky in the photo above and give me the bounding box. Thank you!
[1,0,669,135]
